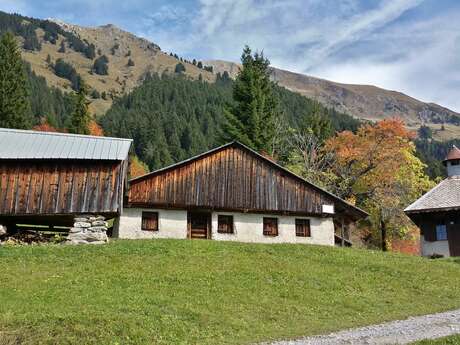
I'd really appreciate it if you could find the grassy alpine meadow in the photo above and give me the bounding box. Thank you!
[413,335,460,344]
[1,240,460,345]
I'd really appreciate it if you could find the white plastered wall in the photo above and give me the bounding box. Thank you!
[211,211,334,245]
[116,208,334,246]
[116,208,188,239]
[420,235,450,257]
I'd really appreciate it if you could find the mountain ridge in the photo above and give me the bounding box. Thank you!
[205,59,460,140]
[2,9,458,140]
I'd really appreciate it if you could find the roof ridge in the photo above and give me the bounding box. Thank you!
[404,180,444,211]
[404,177,460,212]
[0,127,133,142]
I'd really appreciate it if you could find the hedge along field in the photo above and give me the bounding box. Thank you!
[1,239,460,345]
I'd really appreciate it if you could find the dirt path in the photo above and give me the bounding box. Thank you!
[263,309,460,345]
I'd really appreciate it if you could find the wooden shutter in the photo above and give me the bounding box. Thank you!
[296,219,311,237]
[142,211,158,231]
[263,217,278,236]
[218,215,234,233]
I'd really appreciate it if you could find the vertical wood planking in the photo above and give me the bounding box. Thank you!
[0,160,123,215]
[128,145,338,215]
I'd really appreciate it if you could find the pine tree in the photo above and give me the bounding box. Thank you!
[300,102,333,143]
[68,81,91,135]
[58,40,66,53]
[0,32,32,129]
[175,63,186,74]
[93,55,109,75]
[222,45,279,153]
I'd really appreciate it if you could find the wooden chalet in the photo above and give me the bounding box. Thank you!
[116,142,367,246]
[405,145,460,257]
[0,128,132,230]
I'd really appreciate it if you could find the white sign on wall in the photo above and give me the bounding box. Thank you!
[322,204,335,214]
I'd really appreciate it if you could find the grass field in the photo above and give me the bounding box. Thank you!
[413,335,460,344]
[1,240,460,345]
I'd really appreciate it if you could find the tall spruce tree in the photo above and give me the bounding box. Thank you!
[68,80,91,135]
[0,32,32,129]
[222,45,279,153]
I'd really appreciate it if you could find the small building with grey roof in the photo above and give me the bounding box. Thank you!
[405,145,460,257]
[0,128,132,232]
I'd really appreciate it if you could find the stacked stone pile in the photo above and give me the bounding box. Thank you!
[0,225,6,245]
[66,215,109,245]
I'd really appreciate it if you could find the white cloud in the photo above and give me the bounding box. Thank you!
[149,0,460,112]
[309,9,460,111]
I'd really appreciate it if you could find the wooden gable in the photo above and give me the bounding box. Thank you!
[128,143,365,218]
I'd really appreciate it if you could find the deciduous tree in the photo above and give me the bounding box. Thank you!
[325,118,434,250]
[129,155,149,179]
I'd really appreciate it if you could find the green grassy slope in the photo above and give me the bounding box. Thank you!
[1,240,460,345]
[413,335,460,344]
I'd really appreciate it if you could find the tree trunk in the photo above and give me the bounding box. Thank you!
[381,219,388,252]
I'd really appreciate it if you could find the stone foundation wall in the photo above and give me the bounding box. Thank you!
[67,215,109,245]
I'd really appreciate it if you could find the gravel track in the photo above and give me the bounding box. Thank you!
[262,309,460,345]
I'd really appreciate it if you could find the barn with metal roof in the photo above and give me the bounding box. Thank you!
[0,128,132,230]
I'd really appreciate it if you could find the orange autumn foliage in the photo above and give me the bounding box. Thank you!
[325,118,416,198]
[88,120,104,136]
[325,118,433,251]
[129,156,149,179]
[33,120,61,133]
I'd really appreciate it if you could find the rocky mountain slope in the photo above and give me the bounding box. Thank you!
[8,10,459,140]
[205,60,460,140]
[19,19,214,115]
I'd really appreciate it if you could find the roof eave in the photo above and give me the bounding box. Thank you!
[404,206,460,215]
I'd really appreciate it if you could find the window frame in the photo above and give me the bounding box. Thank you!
[435,224,448,241]
[217,214,234,234]
[263,217,279,237]
[295,218,311,237]
[141,211,159,231]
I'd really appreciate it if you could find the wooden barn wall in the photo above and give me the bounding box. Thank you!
[129,146,335,215]
[0,160,125,216]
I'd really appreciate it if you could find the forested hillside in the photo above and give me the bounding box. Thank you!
[0,11,94,56]
[415,138,460,178]
[100,73,360,170]
[25,62,74,128]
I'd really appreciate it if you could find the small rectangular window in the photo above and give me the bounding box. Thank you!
[296,219,311,237]
[263,217,278,237]
[436,224,447,241]
[142,211,158,231]
[218,215,234,233]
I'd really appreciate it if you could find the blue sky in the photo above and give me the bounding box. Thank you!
[2,0,460,111]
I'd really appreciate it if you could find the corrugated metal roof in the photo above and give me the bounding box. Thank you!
[404,176,460,213]
[0,128,132,160]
